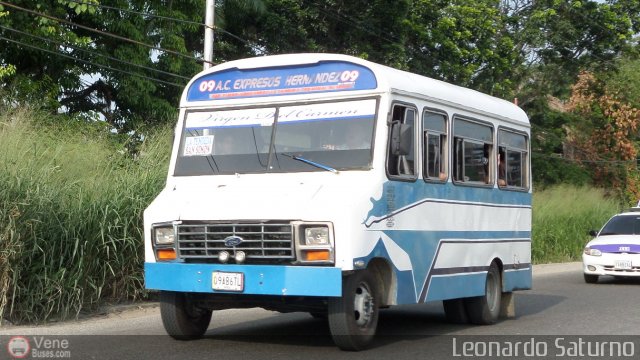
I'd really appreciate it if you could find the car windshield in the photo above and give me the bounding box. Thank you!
[174,99,377,176]
[599,215,640,235]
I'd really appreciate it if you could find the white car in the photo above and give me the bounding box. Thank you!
[583,209,640,283]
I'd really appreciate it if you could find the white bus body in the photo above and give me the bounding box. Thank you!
[144,53,532,350]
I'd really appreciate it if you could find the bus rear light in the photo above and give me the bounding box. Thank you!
[157,249,177,261]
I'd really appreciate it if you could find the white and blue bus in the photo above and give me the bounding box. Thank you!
[144,53,532,350]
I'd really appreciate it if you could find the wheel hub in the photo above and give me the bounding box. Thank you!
[353,282,374,327]
[486,272,498,312]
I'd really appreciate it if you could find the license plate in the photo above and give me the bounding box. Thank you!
[614,260,632,270]
[212,271,244,292]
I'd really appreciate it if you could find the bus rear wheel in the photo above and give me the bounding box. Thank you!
[443,298,469,324]
[160,291,212,340]
[465,262,502,325]
[328,270,380,351]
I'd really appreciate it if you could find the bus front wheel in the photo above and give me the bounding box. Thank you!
[160,291,212,340]
[328,270,380,351]
[464,262,502,325]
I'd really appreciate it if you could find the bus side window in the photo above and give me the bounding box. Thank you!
[423,110,447,181]
[498,129,529,189]
[387,105,417,179]
[452,117,493,185]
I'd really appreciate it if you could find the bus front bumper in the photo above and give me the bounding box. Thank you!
[145,262,342,297]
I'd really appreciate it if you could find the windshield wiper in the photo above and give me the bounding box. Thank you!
[282,153,339,174]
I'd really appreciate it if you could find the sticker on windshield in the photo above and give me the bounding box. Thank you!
[185,108,275,130]
[183,135,214,156]
[278,99,376,123]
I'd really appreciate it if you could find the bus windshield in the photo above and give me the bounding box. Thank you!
[174,98,377,176]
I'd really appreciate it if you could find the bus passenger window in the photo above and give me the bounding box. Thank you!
[498,129,528,189]
[423,111,447,181]
[452,118,493,185]
[387,105,417,179]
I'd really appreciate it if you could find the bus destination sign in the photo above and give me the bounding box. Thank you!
[186,61,377,101]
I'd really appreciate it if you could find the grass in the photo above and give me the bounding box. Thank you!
[532,184,621,264]
[0,105,171,324]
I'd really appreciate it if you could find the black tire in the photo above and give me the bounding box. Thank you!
[443,298,469,324]
[465,262,502,325]
[309,312,328,319]
[159,291,212,340]
[328,271,380,351]
[584,274,599,284]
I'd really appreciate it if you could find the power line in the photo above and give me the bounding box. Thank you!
[0,1,212,65]
[70,0,205,27]
[66,0,265,54]
[0,35,184,88]
[306,0,401,45]
[0,24,191,81]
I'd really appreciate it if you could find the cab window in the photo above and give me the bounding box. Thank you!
[387,104,417,179]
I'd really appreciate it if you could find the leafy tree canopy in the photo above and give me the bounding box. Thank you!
[1,0,639,142]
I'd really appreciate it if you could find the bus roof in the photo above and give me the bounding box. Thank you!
[181,53,529,125]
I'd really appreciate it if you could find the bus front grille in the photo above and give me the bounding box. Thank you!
[176,222,295,262]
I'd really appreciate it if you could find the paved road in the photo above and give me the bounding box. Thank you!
[1,262,639,359]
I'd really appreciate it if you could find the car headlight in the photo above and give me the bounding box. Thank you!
[584,247,602,256]
[154,227,175,245]
[304,227,330,245]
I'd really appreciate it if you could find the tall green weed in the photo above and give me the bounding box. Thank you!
[532,185,621,263]
[0,105,171,324]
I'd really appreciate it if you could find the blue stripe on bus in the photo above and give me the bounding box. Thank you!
[145,262,342,297]
[426,273,487,301]
[365,181,531,224]
[424,267,532,302]
[356,230,531,303]
[353,238,417,304]
[503,267,533,291]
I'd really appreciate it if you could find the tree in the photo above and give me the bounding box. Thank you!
[242,0,410,67]
[405,0,522,99]
[2,0,640,143]
[508,0,638,106]
[0,0,205,133]
[565,71,640,203]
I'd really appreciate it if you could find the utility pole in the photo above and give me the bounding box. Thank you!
[204,0,215,70]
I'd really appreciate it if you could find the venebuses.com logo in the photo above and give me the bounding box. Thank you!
[5,335,71,359]
[6,336,30,359]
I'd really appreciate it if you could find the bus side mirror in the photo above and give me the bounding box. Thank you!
[588,230,598,237]
[390,121,412,156]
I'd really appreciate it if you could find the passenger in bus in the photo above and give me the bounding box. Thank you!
[498,148,507,186]
[483,144,491,184]
[323,123,370,150]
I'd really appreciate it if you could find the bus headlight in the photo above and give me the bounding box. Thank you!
[155,227,175,245]
[304,227,330,245]
[295,222,334,264]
